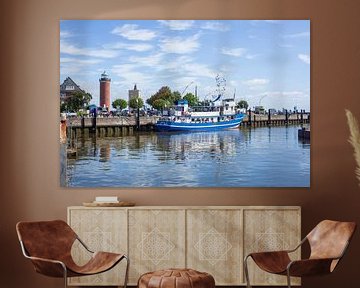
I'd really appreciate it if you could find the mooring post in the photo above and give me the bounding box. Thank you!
[248,108,252,126]
[92,110,97,133]
[136,106,140,130]
[285,109,288,124]
[81,115,85,129]
[268,109,271,125]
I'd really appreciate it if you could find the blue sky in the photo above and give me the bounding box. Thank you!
[60,20,310,111]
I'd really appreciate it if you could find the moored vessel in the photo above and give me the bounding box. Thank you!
[155,98,245,132]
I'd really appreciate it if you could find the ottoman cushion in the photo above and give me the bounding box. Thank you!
[138,268,215,288]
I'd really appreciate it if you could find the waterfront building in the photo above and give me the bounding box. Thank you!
[99,71,111,111]
[60,77,84,103]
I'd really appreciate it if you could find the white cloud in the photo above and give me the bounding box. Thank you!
[244,91,310,110]
[243,78,270,90]
[60,64,84,75]
[243,78,270,86]
[151,54,216,80]
[298,53,310,64]
[201,21,229,32]
[173,77,197,91]
[182,62,216,79]
[60,64,100,77]
[283,31,310,38]
[245,54,260,60]
[111,64,153,88]
[60,31,72,38]
[221,47,260,60]
[251,20,280,26]
[111,24,157,41]
[60,57,102,64]
[160,34,200,54]
[105,42,153,52]
[158,20,194,30]
[221,47,247,57]
[264,20,280,23]
[61,41,118,58]
[129,53,164,66]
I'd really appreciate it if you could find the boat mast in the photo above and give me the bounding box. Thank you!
[212,74,226,103]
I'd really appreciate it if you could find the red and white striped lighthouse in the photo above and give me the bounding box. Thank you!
[99,71,111,111]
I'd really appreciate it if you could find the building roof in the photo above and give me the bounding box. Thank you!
[60,77,84,95]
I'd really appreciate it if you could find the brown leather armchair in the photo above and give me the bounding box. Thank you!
[244,220,356,288]
[16,220,129,288]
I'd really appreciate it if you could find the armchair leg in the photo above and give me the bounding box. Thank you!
[62,264,68,288]
[286,269,292,288]
[244,255,252,288]
[123,255,130,288]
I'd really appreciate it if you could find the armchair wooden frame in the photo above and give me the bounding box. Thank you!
[16,220,129,288]
[244,220,356,288]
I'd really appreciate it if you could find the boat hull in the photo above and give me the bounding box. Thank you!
[155,114,245,132]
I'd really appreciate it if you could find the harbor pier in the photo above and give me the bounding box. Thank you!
[67,116,157,139]
[240,112,310,128]
[65,112,310,139]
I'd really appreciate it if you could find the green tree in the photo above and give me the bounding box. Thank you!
[172,91,182,102]
[147,86,180,108]
[237,100,249,109]
[129,97,144,109]
[112,98,127,110]
[152,99,171,110]
[183,92,199,107]
[60,101,67,113]
[61,91,92,112]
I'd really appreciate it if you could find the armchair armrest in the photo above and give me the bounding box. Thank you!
[25,255,67,278]
[19,240,67,277]
[245,236,306,259]
[247,251,292,274]
[287,258,336,277]
[76,235,94,253]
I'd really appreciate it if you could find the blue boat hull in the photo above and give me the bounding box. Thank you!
[155,114,245,132]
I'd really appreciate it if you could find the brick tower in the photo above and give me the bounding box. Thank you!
[99,71,111,111]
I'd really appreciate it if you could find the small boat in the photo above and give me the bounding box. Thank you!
[155,98,245,132]
[298,127,310,140]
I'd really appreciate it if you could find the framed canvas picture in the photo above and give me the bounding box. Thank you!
[60,20,310,188]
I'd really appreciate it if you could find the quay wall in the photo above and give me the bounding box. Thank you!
[66,113,310,138]
[67,115,158,127]
[67,113,310,128]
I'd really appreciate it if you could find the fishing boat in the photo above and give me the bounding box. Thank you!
[155,98,245,132]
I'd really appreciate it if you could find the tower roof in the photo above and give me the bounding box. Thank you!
[100,71,111,81]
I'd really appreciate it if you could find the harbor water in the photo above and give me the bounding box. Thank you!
[63,125,310,187]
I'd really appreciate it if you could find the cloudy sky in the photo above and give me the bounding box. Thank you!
[60,20,310,111]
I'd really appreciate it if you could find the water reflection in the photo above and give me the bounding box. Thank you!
[63,126,310,187]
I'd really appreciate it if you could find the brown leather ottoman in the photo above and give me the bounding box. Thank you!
[138,268,215,288]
